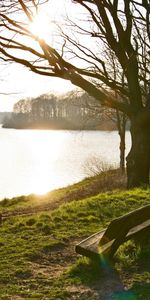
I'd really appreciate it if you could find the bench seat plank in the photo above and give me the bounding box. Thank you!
[75,206,150,260]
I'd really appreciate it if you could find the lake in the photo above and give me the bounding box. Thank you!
[0,128,131,200]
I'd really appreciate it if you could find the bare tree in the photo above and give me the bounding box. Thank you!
[99,46,128,173]
[0,0,150,187]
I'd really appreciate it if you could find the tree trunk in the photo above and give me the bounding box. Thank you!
[126,117,150,188]
[116,111,126,174]
[119,130,126,173]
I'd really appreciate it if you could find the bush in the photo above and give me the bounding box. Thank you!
[82,155,116,177]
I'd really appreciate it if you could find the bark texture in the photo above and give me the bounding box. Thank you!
[126,112,150,188]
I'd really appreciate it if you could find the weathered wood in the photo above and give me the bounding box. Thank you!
[75,205,150,260]
[76,229,106,260]
[100,205,150,246]
[100,205,150,257]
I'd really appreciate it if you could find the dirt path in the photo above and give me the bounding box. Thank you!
[30,237,127,300]
[1,197,67,220]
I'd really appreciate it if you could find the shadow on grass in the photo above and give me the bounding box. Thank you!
[67,257,126,298]
[67,253,150,300]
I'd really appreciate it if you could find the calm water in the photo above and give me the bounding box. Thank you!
[0,128,131,200]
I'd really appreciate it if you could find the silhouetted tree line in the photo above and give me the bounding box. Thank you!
[3,91,119,130]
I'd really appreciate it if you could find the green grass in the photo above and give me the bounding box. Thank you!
[0,179,149,299]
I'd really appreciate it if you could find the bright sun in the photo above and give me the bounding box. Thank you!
[29,12,55,42]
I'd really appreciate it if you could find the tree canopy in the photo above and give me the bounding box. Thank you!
[0,1,149,114]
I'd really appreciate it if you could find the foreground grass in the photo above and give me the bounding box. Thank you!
[0,177,149,299]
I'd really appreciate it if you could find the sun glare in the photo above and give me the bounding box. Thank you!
[29,12,55,42]
[23,130,67,196]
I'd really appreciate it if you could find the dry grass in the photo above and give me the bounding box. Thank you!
[63,168,126,203]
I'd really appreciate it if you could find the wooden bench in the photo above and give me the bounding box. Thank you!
[75,205,150,261]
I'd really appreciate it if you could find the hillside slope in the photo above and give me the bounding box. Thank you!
[0,174,149,299]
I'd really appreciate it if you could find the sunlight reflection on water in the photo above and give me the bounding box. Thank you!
[0,129,131,199]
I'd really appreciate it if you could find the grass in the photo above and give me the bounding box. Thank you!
[0,169,125,214]
[0,173,149,299]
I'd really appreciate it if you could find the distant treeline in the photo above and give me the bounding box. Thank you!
[0,112,12,123]
[2,91,120,130]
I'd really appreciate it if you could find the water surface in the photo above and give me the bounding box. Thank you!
[0,128,131,199]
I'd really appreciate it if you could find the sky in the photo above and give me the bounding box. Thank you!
[0,63,74,112]
[0,0,82,112]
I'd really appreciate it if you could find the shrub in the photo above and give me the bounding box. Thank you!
[82,155,116,177]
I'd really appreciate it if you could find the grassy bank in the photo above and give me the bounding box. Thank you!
[0,173,149,299]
